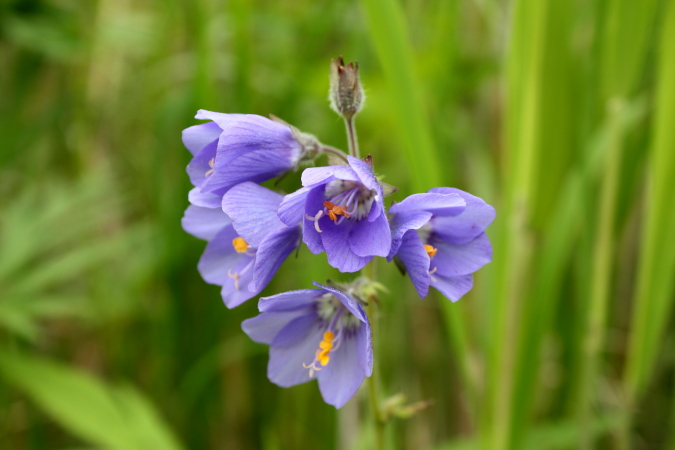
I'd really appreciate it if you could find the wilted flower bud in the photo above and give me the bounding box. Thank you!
[329,56,365,119]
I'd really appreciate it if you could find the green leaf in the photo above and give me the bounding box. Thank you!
[0,352,184,450]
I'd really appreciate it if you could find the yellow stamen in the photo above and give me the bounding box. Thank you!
[303,330,337,375]
[424,244,438,258]
[232,237,249,253]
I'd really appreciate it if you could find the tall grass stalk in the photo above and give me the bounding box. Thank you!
[575,99,625,450]
[622,1,675,445]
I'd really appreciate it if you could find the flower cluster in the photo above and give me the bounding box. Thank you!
[181,58,494,409]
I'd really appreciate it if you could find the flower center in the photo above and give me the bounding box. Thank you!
[232,237,249,253]
[305,180,375,233]
[205,157,215,177]
[302,293,361,377]
[323,201,351,221]
[424,244,438,258]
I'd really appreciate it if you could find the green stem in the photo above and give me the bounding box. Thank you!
[576,99,625,449]
[344,116,360,158]
[364,262,385,450]
[320,144,350,163]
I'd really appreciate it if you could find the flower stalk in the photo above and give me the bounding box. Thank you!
[345,116,360,158]
[363,261,386,450]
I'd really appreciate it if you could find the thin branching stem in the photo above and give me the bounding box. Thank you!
[320,145,350,163]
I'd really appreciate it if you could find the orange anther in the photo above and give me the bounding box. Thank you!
[323,331,335,341]
[323,201,350,221]
[424,244,438,258]
[232,237,249,253]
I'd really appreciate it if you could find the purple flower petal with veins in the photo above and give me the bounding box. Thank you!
[182,110,306,200]
[278,156,391,272]
[388,188,494,302]
[242,282,372,408]
[182,182,301,308]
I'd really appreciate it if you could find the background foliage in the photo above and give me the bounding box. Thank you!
[1,0,674,448]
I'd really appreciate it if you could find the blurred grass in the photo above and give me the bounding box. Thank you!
[1,0,674,449]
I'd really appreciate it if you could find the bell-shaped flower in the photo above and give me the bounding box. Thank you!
[278,156,391,273]
[182,182,301,308]
[242,282,372,408]
[182,110,318,208]
[388,188,495,302]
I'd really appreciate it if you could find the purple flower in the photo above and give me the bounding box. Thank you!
[278,156,391,273]
[388,188,495,302]
[182,182,301,308]
[242,282,372,408]
[182,110,314,208]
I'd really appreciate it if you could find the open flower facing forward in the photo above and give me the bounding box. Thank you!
[182,182,301,308]
[242,282,372,408]
[182,110,319,208]
[278,156,391,272]
[388,188,495,302]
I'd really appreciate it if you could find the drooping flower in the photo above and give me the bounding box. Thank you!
[388,188,495,302]
[182,110,320,208]
[181,182,301,308]
[241,282,372,408]
[278,156,391,272]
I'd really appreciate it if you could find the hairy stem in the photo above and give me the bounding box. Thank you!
[320,144,350,163]
[345,116,360,158]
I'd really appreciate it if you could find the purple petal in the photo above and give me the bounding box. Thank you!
[301,166,358,186]
[221,264,259,308]
[251,226,302,291]
[387,210,433,260]
[431,274,473,302]
[428,188,495,245]
[346,156,379,191]
[396,230,431,298]
[278,185,314,226]
[389,192,466,217]
[367,196,384,222]
[182,121,222,156]
[313,282,367,323]
[188,187,222,209]
[181,205,232,241]
[348,212,391,258]
[321,217,371,272]
[355,321,373,377]
[268,315,323,387]
[302,185,329,254]
[258,289,322,313]
[317,333,366,408]
[430,232,492,277]
[203,148,296,195]
[186,140,218,187]
[197,225,246,285]
[242,310,313,345]
[222,182,285,247]
[195,110,249,128]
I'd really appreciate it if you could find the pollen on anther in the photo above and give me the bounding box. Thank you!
[424,244,438,258]
[232,237,249,253]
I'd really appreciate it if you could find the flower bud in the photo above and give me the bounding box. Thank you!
[329,56,365,119]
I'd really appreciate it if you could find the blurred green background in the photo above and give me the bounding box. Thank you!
[1,0,675,449]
